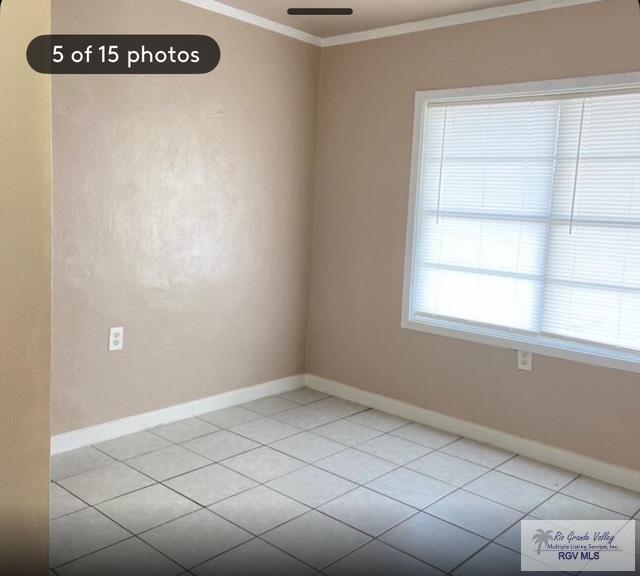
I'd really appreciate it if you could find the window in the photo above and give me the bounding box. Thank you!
[403,75,640,372]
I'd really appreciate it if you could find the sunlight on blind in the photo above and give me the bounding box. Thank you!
[413,91,640,352]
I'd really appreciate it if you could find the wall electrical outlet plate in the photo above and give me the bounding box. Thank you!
[517,350,532,371]
[109,326,124,351]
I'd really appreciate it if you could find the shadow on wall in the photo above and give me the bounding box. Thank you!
[0,0,52,573]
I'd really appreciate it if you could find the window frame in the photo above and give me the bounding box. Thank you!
[402,72,640,374]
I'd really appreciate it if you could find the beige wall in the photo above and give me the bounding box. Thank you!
[51,0,319,434]
[0,0,52,571]
[50,0,640,471]
[309,0,640,471]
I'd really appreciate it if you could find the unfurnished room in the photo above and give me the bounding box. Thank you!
[1,0,640,574]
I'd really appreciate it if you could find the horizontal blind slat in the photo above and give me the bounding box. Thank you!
[414,90,640,352]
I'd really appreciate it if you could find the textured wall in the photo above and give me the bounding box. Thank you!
[309,0,640,470]
[0,0,52,571]
[52,0,319,434]
[51,0,640,472]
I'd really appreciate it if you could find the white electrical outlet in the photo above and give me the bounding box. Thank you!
[109,327,124,351]
[517,350,532,371]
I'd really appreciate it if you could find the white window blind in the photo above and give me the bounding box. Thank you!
[408,87,640,364]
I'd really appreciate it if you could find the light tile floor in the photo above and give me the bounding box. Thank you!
[50,388,640,575]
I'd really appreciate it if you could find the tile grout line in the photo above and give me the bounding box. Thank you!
[443,462,572,575]
[54,402,385,521]
[269,434,521,572]
[50,402,387,571]
[51,451,215,573]
[51,392,640,572]
[112,405,426,571]
[445,463,640,575]
[51,412,514,570]
[359,453,523,573]
[552,474,640,517]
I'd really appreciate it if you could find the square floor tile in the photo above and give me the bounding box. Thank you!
[50,483,86,519]
[357,434,430,465]
[496,456,577,490]
[231,418,301,444]
[126,445,210,481]
[278,387,329,405]
[459,540,566,575]
[182,430,259,461]
[95,431,171,461]
[96,484,199,534]
[347,410,410,432]
[561,476,640,516]
[57,538,182,576]
[198,406,261,428]
[275,406,338,429]
[366,468,454,509]
[152,418,219,443]
[533,493,627,521]
[319,487,415,536]
[313,419,382,447]
[391,424,459,449]
[194,537,315,576]
[222,446,305,482]
[141,509,251,568]
[267,466,357,507]
[165,464,257,506]
[316,449,396,484]
[312,397,368,419]
[242,396,298,416]
[58,462,154,505]
[263,510,370,570]
[380,513,487,573]
[325,539,442,576]
[494,514,554,554]
[494,517,524,553]
[465,471,553,513]
[50,508,129,567]
[271,432,345,463]
[56,537,182,576]
[51,447,114,481]
[210,485,309,534]
[453,542,528,576]
[426,490,522,539]
[441,438,514,468]
[407,452,488,487]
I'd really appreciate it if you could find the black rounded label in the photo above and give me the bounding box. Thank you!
[27,35,221,74]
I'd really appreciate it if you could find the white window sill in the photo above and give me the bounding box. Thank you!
[402,314,640,374]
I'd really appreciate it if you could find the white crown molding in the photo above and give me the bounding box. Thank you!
[182,0,606,48]
[181,0,322,45]
[305,374,640,492]
[51,374,304,454]
[321,0,607,47]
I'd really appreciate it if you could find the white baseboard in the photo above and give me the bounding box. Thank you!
[52,371,640,492]
[51,374,305,455]
[305,374,640,492]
